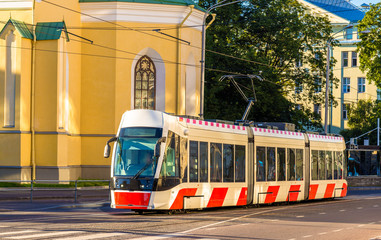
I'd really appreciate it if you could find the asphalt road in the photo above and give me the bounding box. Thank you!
[0,190,380,240]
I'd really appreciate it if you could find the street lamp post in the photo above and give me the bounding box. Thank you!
[324,24,353,134]
[199,0,244,119]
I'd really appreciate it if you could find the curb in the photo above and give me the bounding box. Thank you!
[55,201,110,209]
[348,186,381,191]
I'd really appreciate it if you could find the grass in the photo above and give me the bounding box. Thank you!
[0,180,110,188]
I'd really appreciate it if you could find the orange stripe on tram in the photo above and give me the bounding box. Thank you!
[286,185,301,202]
[170,188,197,210]
[308,184,319,200]
[341,183,347,197]
[264,186,280,204]
[207,188,229,208]
[236,187,248,206]
[324,183,335,198]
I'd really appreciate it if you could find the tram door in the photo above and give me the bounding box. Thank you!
[303,133,311,200]
[246,127,255,205]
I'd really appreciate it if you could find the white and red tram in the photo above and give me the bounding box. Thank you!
[104,109,347,212]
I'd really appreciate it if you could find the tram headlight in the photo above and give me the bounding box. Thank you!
[140,184,145,189]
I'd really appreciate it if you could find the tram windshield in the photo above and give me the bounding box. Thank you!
[114,127,162,178]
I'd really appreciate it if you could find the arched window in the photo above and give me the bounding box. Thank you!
[134,55,156,109]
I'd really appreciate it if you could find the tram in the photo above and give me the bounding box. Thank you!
[104,109,347,212]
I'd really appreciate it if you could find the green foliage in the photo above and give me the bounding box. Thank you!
[357,2,381,88]
[340,99,381,145]
[199,0,336,131]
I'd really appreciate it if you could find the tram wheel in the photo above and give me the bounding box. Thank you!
[167,210,175,215]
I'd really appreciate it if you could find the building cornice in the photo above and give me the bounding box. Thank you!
[79,2,204,31]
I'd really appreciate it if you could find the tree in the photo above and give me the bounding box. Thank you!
[199,0,337,131]
[357,2,381,88]
[340,99,381,145]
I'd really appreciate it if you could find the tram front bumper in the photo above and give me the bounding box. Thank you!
[112,190,151,209]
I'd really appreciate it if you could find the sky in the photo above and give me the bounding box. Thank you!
[351,0,380,6]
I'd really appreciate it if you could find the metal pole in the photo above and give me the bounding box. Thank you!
[75,180,78,203]
[200,21,206,119]
[199,0,243,120]
[377,118,380,146]
[325,41,330,134]
[30,180,33,203]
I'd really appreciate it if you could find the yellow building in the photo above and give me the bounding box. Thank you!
[0,0,204,181]
[296,0,374,134]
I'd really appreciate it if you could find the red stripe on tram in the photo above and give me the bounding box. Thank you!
[324,183,336,198]
[207,188,228,208]
[264,186,280,204]
[341,183,347,197]
[236,187,248,206]
[308,184,319,200]
[170,188,197,210]
[114,192,151,209]
[286,185,301,202]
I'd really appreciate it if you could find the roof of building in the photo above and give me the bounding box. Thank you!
[0,19,33,40]
[304,0,365,22]
[79,0,205,11]
[35,22,69,41]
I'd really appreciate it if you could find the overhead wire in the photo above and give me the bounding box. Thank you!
[39,0,277,69]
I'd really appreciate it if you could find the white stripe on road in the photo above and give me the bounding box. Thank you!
[6,231,81,239]
[129,207,304,240]
[53,232,126,240]
[0,230,39,236]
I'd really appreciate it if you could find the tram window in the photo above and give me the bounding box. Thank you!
[210,143,222,182]
[337,151,343,179]
[223,144,234,182]
[267,147,276,181]
[235,145,245,182]
[180,136,188,182]
[326,151,333,180]
[189,141,198,182]
[311,150,318,180]
[296,149,303,181]
[161,131,179,177]
[200,142,208,182]
[287,148,296,181]
[334,151,338,179]
[319,150,326,180]
[277,148,286,181]
[256,147,266,181]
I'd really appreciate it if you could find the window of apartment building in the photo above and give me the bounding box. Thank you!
[343,104,349,120]
[343,77,350,93]
[295,57,303,68]
[295,80,303,94]
[314,77,322,93]
[344,27,353,40]
[314,104,321,116]
[352,51,357,67]
[358,77,365,93]
[342,51,348,67]
[378,89,381,101]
